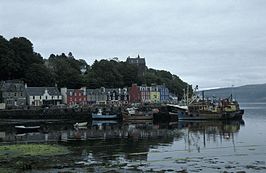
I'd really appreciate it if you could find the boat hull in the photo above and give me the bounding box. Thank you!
[178,109,244,120]
[123,115,153,121]
[122,111,153,121]
[74,122,88,128]
[15,126,40,133]
[92,120,118,126]
[92,113,118,119]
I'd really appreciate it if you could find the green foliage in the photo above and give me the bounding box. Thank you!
[24,63,55,87]
[84,60,139,88]
[0,35,190,97]
[47,53,86,88]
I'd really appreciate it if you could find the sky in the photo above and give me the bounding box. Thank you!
[1,0,266,89]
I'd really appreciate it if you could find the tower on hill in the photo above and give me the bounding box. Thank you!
[126,54,146,76]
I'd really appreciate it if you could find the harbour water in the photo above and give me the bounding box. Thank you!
[0,102,266,172]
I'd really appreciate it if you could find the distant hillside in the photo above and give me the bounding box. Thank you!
[203,84,266,103]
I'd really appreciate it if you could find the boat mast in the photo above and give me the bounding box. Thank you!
[231,85,234,101]
[186,85,189,106]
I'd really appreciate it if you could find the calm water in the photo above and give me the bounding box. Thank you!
[0,102,266,173]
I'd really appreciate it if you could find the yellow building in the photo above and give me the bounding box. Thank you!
[150,85,160,103]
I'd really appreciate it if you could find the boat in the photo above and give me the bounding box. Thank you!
[92,109,118,119]
[92,120,118,126]
[166,104,188,116]
[123,107,153,121]
[169,85,244,120]
[15,125,40,133]
[177,95,244,120]
[74,122,88,128]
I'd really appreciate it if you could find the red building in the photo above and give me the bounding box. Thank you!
[67,88,87,106]
[129,84,141,103]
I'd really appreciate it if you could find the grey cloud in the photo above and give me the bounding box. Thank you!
[1,0,266,88]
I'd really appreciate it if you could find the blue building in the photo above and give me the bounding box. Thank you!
[158,85,169,102]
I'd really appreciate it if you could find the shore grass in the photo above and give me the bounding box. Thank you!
[0,144,68,158]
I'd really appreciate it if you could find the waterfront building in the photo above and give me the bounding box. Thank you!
[87,87,107,105]
[150,85,160,103]
[25,86,62,106]
[0,80,26,109]
[158,84,170,103]
[129,84,141,103]
[139,85,151,103]
[106,88,129,105]
[61,87,87,106]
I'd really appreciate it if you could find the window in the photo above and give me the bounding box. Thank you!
[70,92,72,96]
[33,96,35,99]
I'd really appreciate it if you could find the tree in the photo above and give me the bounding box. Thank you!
[24,63,55,87]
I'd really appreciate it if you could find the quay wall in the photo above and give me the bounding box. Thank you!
[0,108,91,120]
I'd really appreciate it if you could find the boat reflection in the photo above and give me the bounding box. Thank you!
[178,119,244,152]
[0,119,244,143]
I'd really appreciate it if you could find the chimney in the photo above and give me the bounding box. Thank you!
[25,83,27,88]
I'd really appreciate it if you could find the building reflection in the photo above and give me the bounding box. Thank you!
[0,119,244,163]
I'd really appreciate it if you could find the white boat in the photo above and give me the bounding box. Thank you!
[15,125,40,132]
[92,109,118,119]
[123,107,153,121]
[92,120,118,126]
[74,122,88,128]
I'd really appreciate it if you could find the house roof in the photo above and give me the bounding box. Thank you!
[87,88,104,95]
[0,81,25,92]
[26,87,61,96]
[66,89,85,95]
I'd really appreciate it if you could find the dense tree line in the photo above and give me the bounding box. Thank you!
[0,35,189,99]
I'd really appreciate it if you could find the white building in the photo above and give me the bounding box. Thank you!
[25,87,62,106]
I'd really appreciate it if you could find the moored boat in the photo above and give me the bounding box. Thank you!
[15,125,41,133]
[178,95,244,120]
[74,122,88,128]
[123,107,153,121]
[92,109,118,119]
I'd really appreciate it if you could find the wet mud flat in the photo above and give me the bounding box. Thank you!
[1,143,265,173]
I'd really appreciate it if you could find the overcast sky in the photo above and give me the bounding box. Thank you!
[1,0,266,89]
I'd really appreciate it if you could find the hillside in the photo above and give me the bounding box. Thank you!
[0,35,189,98]
[203,84,266,103]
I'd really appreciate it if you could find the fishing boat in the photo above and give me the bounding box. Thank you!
[177,94,244,120]
[92,109,118,119]
[173,86,244,120]
[123,107,153,121]
[15,125,40,133]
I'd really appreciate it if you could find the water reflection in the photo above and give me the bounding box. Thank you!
[0,118,247,172]
[178,120,244,153]
[0,119,244,152]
